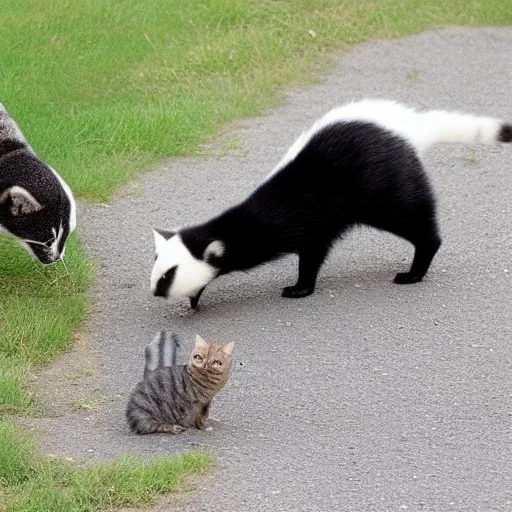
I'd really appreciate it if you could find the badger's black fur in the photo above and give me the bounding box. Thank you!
[152,100,512,307]
[182,122,440,299]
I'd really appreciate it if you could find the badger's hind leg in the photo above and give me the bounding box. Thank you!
[368,181,442,285]
[394,235,441,284]
[388,210,442,284]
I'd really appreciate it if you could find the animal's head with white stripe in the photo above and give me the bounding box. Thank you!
[0,103,77,264]
[0,160,77,265]
[151,228,225,308]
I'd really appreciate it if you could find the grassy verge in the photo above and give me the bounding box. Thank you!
[0,235,92,415]
[1,0,511,201]
[0,421,212,512]
[0,0,511,509]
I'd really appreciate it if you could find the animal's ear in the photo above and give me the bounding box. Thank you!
[152,228,175,254]
[0,186,42,215]
[203,240,225,262]
[144,331,166,378]
[195,334,209,349]
[222,341,235,355]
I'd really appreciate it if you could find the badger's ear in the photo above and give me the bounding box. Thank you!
[0,186,42,215]
[152,228,175,254]
[203,240,225,263]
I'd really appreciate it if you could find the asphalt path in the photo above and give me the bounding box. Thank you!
[29,27,512,511]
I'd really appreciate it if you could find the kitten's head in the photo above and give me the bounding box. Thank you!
[0,157,76,264]
[150,228,224,307]
[188,334,235,389]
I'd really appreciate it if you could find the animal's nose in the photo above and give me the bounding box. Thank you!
[40,254,62,265]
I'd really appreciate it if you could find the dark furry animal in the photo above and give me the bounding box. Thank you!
[0,102,76,264]
[150,99,512,308]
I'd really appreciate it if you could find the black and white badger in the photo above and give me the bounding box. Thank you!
[151,99,512,308]
[0,102,76,264]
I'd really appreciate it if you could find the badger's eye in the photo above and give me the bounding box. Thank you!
[193,354,203,362]
[213,360,222,366]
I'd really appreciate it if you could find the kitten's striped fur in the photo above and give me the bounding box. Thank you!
[143,331,180,378]
[126,333,235,435]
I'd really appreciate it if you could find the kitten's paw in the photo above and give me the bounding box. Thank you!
[195,420,208,430]
[393,272,423,285]
[282,285,314,298]
[157,423,187,435]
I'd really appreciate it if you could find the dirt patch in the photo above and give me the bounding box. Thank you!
[28,313,107,418]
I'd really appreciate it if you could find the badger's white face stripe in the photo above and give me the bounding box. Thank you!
[49,223,64,260]
[19,221,65,262]
[49,166,76,233]
[151,233,217,299]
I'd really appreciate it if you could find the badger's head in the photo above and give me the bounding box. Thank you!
[0,162,76,265]
[150,228,225,308]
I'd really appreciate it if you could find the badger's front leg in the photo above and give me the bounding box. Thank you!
[189,287,206,309]
[282,246,329,298]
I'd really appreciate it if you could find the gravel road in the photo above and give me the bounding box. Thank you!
[28,27,512,512]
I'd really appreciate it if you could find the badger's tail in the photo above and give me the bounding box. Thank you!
[143,331,180,378]
[409,109,512,154]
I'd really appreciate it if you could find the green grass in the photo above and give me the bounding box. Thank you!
[1,0,511,201]
[0,420,212,512]
[406,69,421,80]
[0,235,92,415]
[73,395,119,411]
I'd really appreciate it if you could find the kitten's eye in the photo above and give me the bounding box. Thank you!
[193,354,203,362]
[213,360,222,366]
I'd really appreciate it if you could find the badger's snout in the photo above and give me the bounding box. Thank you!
[151,266,176,298]
[153,287,168,298]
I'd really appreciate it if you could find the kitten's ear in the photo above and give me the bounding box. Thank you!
[222,341,235,355]
[203,240,225,263]
[195,334,209,349]
[0,186,42,215]
[152,228,175,254]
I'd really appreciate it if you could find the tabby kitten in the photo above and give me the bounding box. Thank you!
[126,333,235,435]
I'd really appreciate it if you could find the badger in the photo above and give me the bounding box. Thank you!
[0,102,76,264]
[151,99,512,308]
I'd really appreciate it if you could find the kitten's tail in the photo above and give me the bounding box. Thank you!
[409,109,512,154]
[143,331,180,378]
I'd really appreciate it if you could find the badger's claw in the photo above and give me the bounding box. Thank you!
[189,287,206,309]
